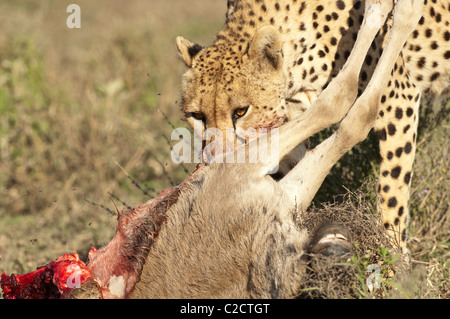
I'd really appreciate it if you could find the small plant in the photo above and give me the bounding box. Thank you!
[351,246,401,298]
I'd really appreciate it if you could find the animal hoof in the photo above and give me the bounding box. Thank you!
[309,223,352,257]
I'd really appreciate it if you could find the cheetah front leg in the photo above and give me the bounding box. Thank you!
[374,54,421,252]
[371,1,428,253]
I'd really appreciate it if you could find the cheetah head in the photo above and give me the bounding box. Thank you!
[176,26,290,156]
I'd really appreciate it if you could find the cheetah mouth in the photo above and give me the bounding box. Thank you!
[256,116,289,131]
[234,118,288,141]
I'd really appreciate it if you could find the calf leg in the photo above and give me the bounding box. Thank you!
[280,0,424,214]
[258,0,393,173]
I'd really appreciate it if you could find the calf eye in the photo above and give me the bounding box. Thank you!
[233,107,248,120]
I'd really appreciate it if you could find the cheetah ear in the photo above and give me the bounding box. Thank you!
[247,26,283,70]
[176,36,203,67]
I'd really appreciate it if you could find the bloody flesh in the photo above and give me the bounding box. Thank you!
[1,253,93,299]
[1,164,205,299]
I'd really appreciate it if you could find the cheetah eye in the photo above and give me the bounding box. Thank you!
[188,112,205,121]
[233,107,249,120]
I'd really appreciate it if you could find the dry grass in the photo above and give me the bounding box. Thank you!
[0,0,448,299]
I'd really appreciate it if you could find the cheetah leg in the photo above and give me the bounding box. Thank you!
[277,0,424,212]
[374,57,421,252]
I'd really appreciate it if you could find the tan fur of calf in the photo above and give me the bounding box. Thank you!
[131,163,309,298]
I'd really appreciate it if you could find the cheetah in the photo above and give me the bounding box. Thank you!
[175,0,450,252]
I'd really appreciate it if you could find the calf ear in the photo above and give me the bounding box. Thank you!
[176,36,203,67]
[248,26,283,70]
